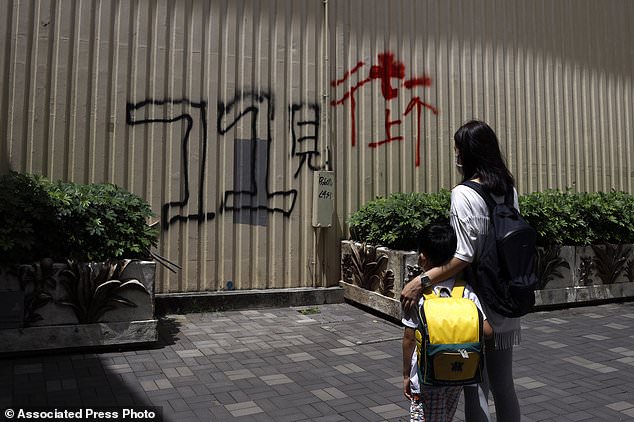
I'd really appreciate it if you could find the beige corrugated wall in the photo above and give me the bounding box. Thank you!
[332,0,634,209]
[2,0,634,292]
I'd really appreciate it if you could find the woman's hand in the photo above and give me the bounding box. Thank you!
[403,376,412,401]
[400,275,423,313]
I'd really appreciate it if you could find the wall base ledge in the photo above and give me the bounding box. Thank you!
[156,287,344,314]
[0,320,158,354]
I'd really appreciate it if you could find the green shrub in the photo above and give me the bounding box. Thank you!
[348,191,451,250]
[0,172,61,263]
[350,188,634,250]
[0,171,158,264]
[521,190,634,246]
[50,181,159,261]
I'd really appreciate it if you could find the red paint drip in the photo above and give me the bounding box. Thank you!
[331,61,365,87]
[405,97,438,167]
[403,76,432,89]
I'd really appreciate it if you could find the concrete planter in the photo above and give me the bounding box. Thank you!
[0,260,157,353]
[341,241,634,318]
[535,244,634,306]
[339,280,401,320]
[341,240,418,298]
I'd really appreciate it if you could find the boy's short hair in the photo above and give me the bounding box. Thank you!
[419,223,457,268]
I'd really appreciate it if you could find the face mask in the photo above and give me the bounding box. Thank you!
[455,154,463,168]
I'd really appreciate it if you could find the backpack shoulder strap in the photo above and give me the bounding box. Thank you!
[461,181,516,211]
[450,279,466,298]
[504,188,515,207]
[460,180,496,213]
[422,287,437,301]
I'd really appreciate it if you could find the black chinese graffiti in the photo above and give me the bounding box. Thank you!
[127,91,315,229]
[126,99,215,230]
[218,91,297,226]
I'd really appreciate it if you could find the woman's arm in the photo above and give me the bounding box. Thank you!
[399,257,469,312]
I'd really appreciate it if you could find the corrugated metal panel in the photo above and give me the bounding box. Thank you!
[2,0,330,293]
[3,0,634,293]
[331,0,634,233]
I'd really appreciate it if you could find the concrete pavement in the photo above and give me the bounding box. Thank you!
[2,301,634,421]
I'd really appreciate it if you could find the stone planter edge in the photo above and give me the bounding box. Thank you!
[339,280,401,321]
[0,260,157,353]
[341,241,634,318]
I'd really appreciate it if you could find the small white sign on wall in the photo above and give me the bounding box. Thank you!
[312,171,335,228]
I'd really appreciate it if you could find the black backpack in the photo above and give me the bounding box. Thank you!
[461,181,538,317]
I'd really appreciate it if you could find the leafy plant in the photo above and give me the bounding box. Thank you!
[58,260,150,324]
[520,190,634,246]
[50,182,158,261]
[591,244,631,285]
[0,172,62,264]
[0,172,158,265]
[349,189,634,251]
[535,246,570,289]
[348,191,451,250]
[520,190,590,246]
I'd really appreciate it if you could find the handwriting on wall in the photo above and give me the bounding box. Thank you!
[127,92,321,229]
[218,92,297,227]
[126,99,215,229]
[331,51,438,167]
[127,52,434,229]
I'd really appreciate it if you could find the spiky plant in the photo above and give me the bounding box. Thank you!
[347,243,389,292]
[58,260,150,324]
[535,246,570,289]
[592,244,631,285]
[625,259,634,284]
[379,269,395,298]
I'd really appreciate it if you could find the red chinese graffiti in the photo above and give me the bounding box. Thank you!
[331,51,437,167]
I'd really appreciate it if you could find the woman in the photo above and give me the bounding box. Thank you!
[400,120,521,422]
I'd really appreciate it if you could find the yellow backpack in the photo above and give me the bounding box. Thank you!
[415,280,484,386]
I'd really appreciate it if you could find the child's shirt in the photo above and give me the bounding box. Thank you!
[401,277,487,394]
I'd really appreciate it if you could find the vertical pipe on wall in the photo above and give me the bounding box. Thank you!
[24,0,39,174]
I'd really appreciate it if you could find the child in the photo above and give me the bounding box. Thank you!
[402,224,493,422]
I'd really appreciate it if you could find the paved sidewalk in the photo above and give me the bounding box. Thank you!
[2,301,634,421]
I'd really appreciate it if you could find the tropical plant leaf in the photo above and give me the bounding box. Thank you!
[380,269,395,298]
[364,274,381,292]
[57,301,81,312]
[535,246,570,289]
[118,279,148,293]
[57,259,150,323]
[592,244,631,284]
[94,279,124,294]
[625,260,634,284]
[346,242,392,293]
[108,295,138,308]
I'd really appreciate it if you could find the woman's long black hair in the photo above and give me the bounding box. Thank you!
[454,120,515,196]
